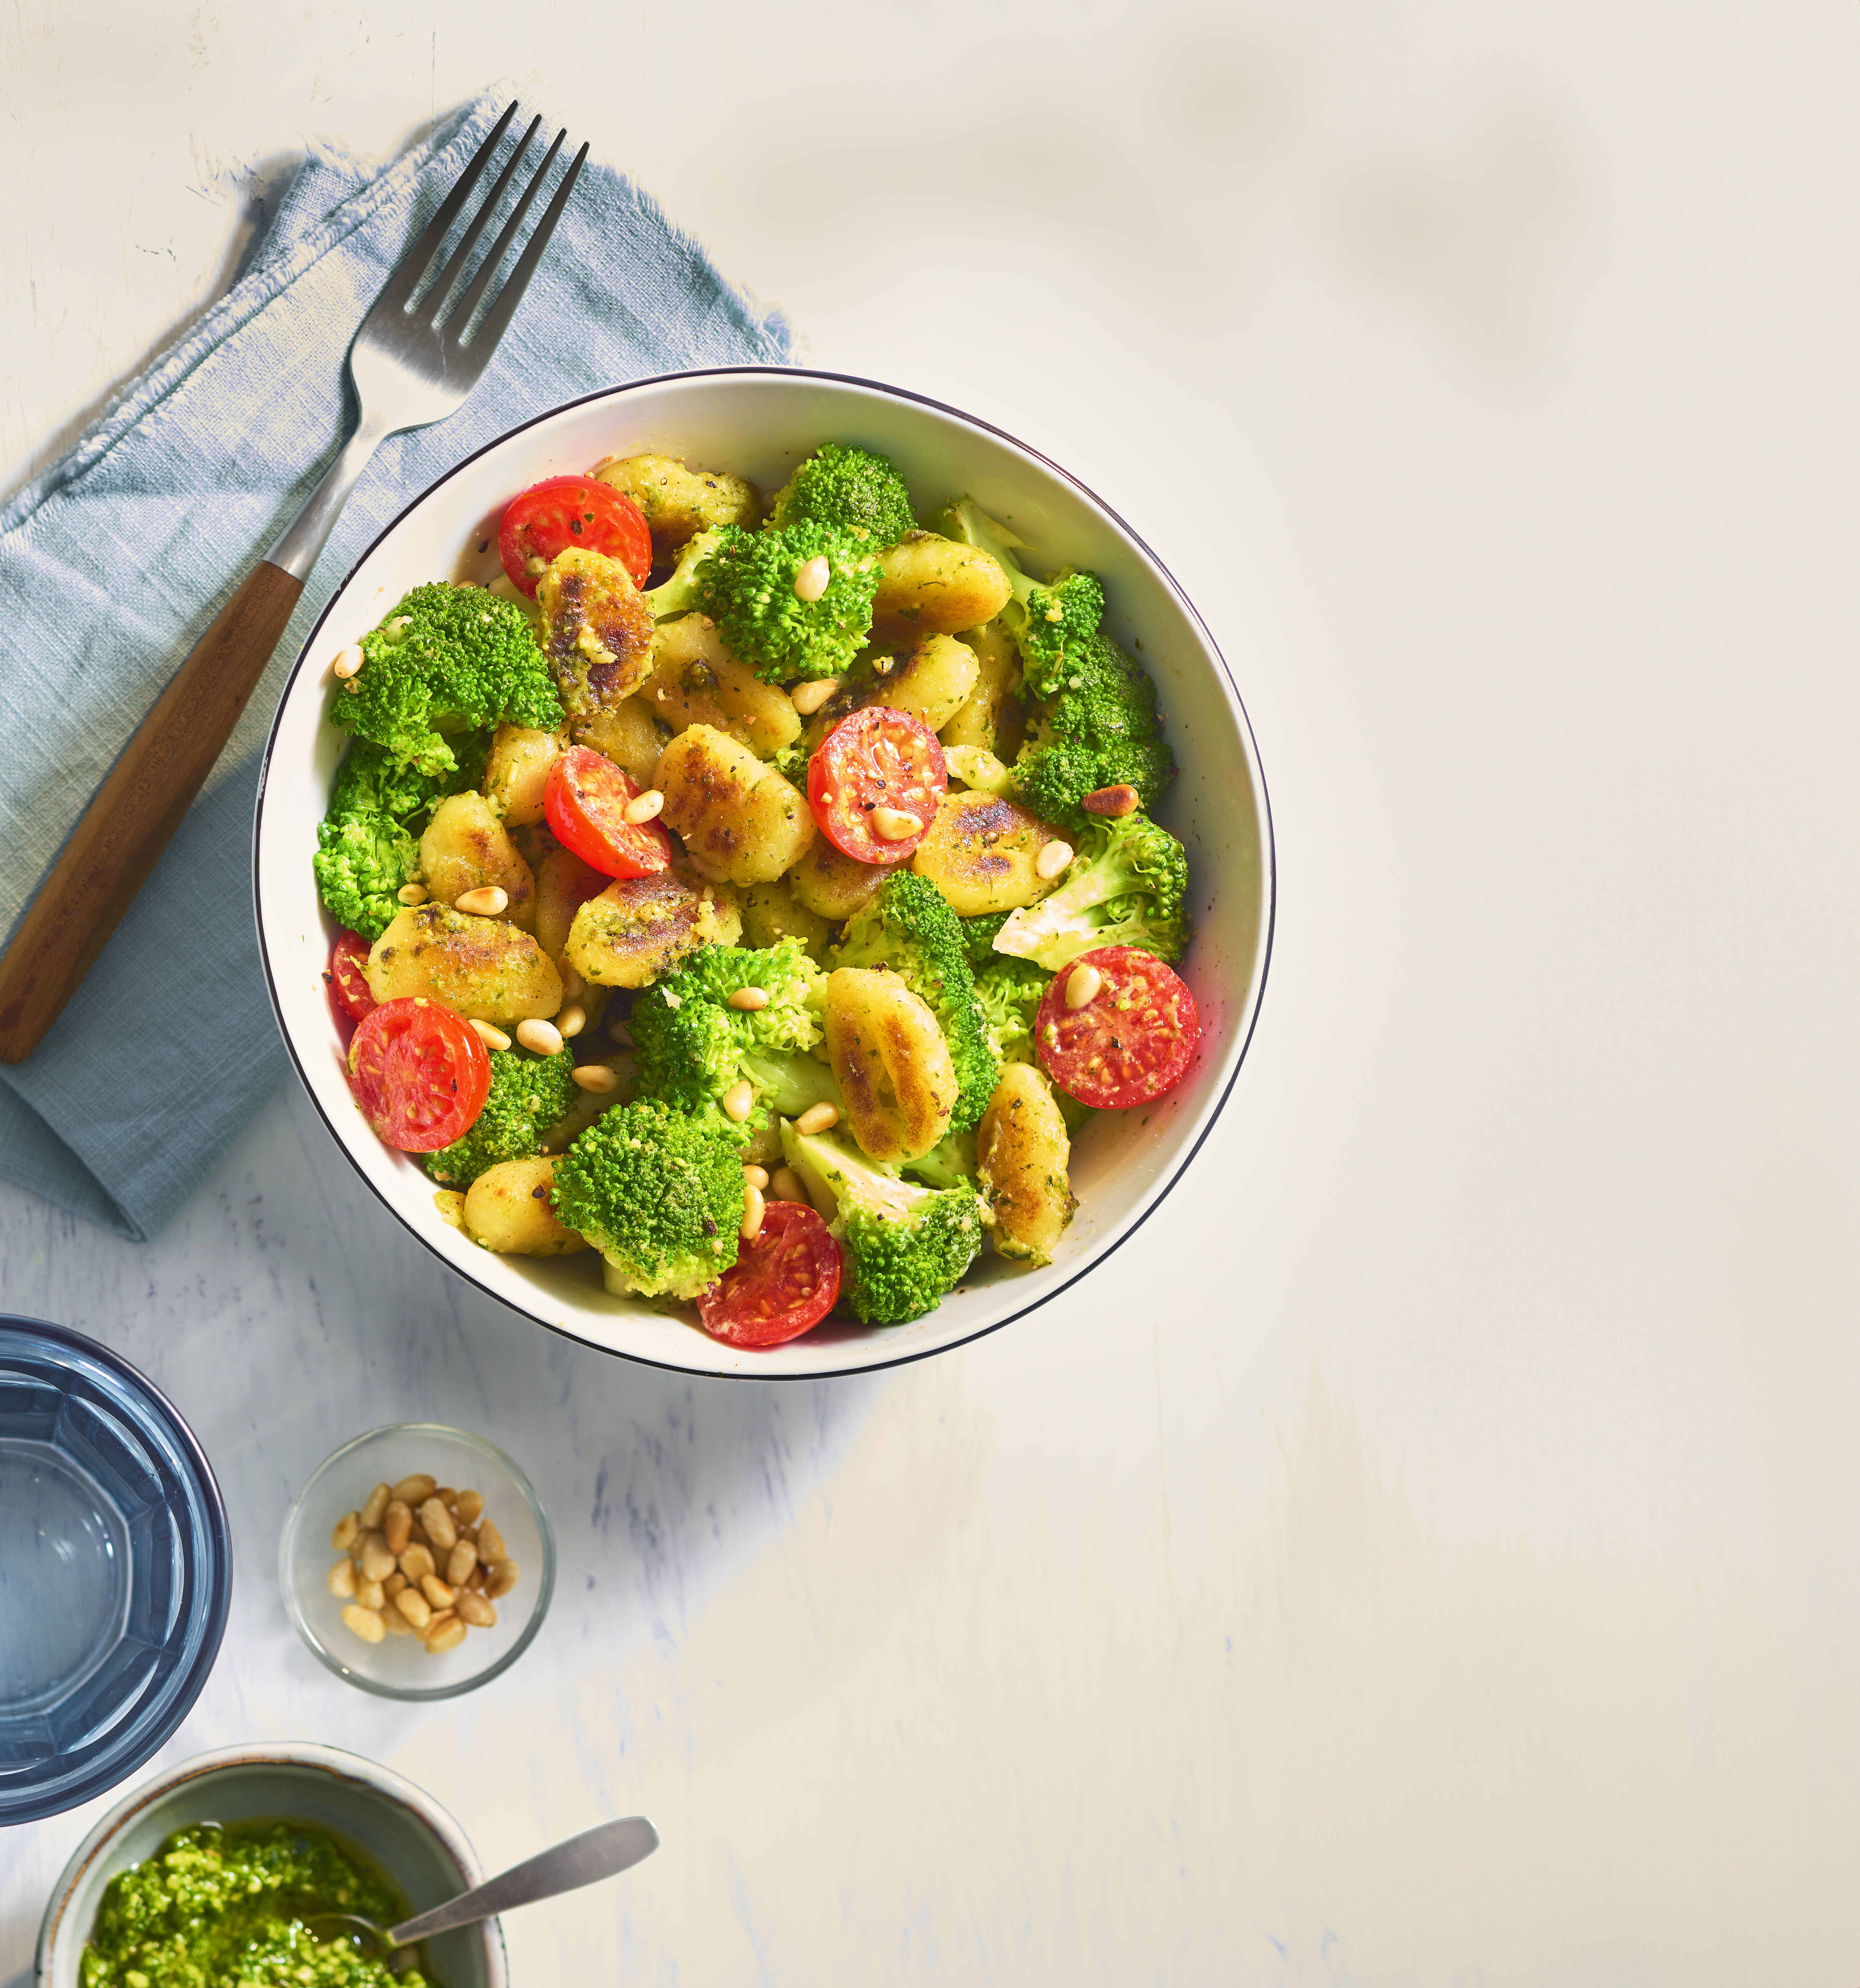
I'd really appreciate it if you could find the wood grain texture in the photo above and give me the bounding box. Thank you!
[0,560,302,1063]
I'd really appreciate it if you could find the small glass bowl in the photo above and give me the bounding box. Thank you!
[279,1424,554,1700]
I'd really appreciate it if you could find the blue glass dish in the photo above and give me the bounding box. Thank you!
[0,1316,231,1824]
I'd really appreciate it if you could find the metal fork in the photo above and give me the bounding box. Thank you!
[0,104,586,1063]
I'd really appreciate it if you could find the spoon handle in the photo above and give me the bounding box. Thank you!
[390,1815,660,1943]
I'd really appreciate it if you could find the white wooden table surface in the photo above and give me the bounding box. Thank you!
[4,5,1857,1982]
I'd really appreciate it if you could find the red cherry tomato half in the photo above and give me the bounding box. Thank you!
[347,997,492,1153]
[1034,946,1200,1110]
[806,706,947,865]
[698,1202,844,1348]
[325,928,376,1041]
[499,476,652,595]
[544,746,675,879]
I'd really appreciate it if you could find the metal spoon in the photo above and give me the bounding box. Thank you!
[311,1815,659,1963]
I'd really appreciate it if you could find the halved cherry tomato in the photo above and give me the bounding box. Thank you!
[806,707,947,866]
[347,997,491,1153]
[697,1202,844,1348]
[499,476,652,595]
[325,928,375,1043]
[1035,946,1200,1110]
[544,746,675,879]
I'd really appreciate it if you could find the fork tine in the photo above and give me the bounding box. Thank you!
[462,141,588,355]
[419,114,544,327]
[367,100,520,320]
[443,127,567,339]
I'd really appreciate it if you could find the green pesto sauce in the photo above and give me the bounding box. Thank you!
[81,1820,436,1988]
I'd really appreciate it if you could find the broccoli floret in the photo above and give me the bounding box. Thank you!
[552,1101,745,1301]
[640,527,730,621]
[673,522,880,683]
[974,955,1053,1068]
[901,1125,979,1190]
[330,583,563,777]
[766,442,918,547]
[1011,628,1177,834]
[424,1046,579,1187]
[780,1125,986,1325]
[311,736,487,940]
[991,811,1190,971]
[629,939,827,1141]
[934,497,1106,694]
[958,910,1014,972]
[830,872,999,1132]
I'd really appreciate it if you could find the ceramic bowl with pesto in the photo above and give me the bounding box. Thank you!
[35,1742,508,1988]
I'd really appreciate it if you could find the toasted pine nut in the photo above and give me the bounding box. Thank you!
[740,1183,766,1240]
[517,1018,564,1056]
[424,1616,468,1655]
[792,554,831,603]
[469,1018,511,1051]
[789,675,840,715]
[623,788,665,825]
[360,1482,392,1530]
[727,986,770,1011]
[557,1003,586,1039]
[477,1519,508,1564]
[485,1559,521,1600]
[467,1559,489,1591]
[794,1102,839,1136]
[383,1570,407,1599]
[407,1518,430,1549]
[418,1496,457,1552]
[721,1079,756,1123]
[456,1591,498,1628]
[327,1558,357,1598]
[391,1474,437,1505]
[871,805,921,842]
[456,1489,484,1525]
[397,883,428,905]
[1035,839,1073,880]
[742,1164,770,1189]
[331,645,365,679]
[330,1510,361,1552]
[381,1603,413,1635]
[559,964,585,1001]
[769,1166,806,1204]
[1065,963,1103,1011]
[573,1063,620,1093]
[354,1577,385,1611]
[1081,783,1140,818]
[420,1573,457,1609]
[437,1486,456,1508]
[447,1539,478,1585]
[608,1021,634,1046]
[394,1587,433,1631]
[455,884,508,917]
[398,1541,436,1583]
[360,1532,397,1583]
[342,1604,386,1644]
[525,554,549,576]
[383,1499,412,1554]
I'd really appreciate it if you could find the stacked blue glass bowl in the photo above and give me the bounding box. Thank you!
[0,1316,231,1824]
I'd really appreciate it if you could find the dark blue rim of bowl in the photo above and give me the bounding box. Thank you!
[251,365,1277,1381]
[0,1316,233,1826]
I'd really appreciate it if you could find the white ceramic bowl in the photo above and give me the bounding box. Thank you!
[255,368,1274,1377]
[35,1741,508,1987]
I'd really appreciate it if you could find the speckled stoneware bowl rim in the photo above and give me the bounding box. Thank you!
[253,365,1276,1378]
[35,1741,508,1987]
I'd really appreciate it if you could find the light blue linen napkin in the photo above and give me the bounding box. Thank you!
[0,92,789,1241]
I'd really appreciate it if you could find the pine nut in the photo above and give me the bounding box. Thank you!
[455,884,508,916]
[326,1558,356,1598]
[1035,839,1073,880]
[742,1164,770,1189]
[447,1538,478,1586]
[330,1510,360,1552]
[456,1591,498,1628]
[391,1474,437,1505]
[1065,963,1103,1010]
[770,1166,806,1204]
[360,1482,391,1530]
[477,1519,508,1563]
[355,1577,385,1611]
[456,1489,484,1525]
[485,1560,521,1600]
[559,964,584,1000]
[331,645,365,679]
[418,1496,457,1552]
[525,554,548,577]
[469,1018,511,1051]
[792,554,831,603]
[608,1021,633,1046]
[741,1183,766,1240]
[341,1604,386,1644]
[727,986,770,1010]
[794,1102,839,1136]
[394,1587,433,1631]
[360,1533,396,1583]
[573,1063,620,1093]
[381,1603,413,1636]
[623,788,665,825]
[871,805,921,842]
[1082,784,1140,818]
[397,1541,436,1584]
[383,1570,407,1600]
[420,1573,457,1609]
[790,676,840,715]
[424,1615,467,1655]
[557,1003,586,1039]
[383,1499,412,1554]
[397,883,428,905]
[517,1019,564,1056]
[721,1079,756,1123]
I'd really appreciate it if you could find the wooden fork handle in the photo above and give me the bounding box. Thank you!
[0,560,304,1064]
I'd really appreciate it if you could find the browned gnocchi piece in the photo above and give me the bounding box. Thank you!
[938,618,1026,761]
[824,967,956,1165]
[482,724,567,828]
[869,534,1013,645]
[789,834,887,922]
[976,1063,1075,1266]
[565,868,741,989]
[654,724,814,886]
[463,1156,589,1256]
[912,791,1061,917]
[855,634,980,737]
[642,615,803,760]
[569,694,670,788]
[419,792,538,931]
[366,906,563,1022]
[594,453,759,551]
[738,878,836,962]
[533,846,608,961]
[537,547,655,720]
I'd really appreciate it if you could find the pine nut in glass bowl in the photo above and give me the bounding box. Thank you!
[279,1424,554,1700]
[253,367,1275,1378]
